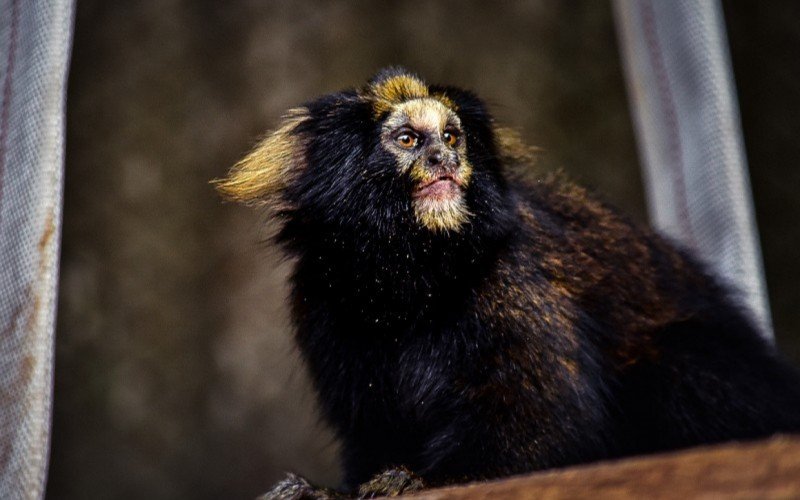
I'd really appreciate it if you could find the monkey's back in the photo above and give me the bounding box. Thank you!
[292,174,800,489]
[468,175,800,466]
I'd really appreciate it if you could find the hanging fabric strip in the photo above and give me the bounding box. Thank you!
[0,0,74,497]
[613,0,773,340]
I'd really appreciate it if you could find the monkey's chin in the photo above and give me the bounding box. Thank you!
[412,184,470,233]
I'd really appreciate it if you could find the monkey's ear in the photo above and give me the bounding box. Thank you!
[213,107,309,206]
[493,126,541,166]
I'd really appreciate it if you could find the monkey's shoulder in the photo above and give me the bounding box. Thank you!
[469,175,754,365]
[491,176,705,317]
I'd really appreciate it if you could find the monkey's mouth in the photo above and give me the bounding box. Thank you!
[413,174,463,201]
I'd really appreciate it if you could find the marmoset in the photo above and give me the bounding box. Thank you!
[216,68,800,498]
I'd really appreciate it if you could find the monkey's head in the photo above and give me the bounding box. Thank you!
[216,68,525,246]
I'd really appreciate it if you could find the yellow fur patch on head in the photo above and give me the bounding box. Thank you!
[396,98,454,133]
[213,108,308,206]
[431,92,456,111]
[368,73,458,117]
[370,75,429,116]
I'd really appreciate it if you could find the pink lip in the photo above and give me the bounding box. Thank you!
[413,175,463,199]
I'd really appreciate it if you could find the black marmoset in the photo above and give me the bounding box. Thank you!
[216,68,800,497]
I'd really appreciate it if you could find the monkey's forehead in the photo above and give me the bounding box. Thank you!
[382,98,460,133]
[366,72,456,117]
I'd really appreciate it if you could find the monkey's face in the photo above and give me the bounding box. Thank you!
[216,68,512,243]
[381,98,473,232]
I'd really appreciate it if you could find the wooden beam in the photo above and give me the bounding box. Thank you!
[408,435,800,499]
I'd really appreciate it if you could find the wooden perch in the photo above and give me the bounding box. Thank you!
[406,435,800,499]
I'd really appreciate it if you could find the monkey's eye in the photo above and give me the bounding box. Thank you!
[443,129,460,147]
[395,131,419,149]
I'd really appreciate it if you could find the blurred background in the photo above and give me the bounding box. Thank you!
[47,1,800,498]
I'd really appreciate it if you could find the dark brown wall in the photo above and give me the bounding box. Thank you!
[48,1,799,498]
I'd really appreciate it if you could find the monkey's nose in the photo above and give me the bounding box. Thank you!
[427,152,444,167]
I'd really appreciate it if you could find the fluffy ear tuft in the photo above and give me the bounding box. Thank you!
[493,126,542,166]
[213,108,309,206]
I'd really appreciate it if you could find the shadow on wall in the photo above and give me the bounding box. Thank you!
[48,1,799,499]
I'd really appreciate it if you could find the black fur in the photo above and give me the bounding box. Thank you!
[237,70,800,492]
